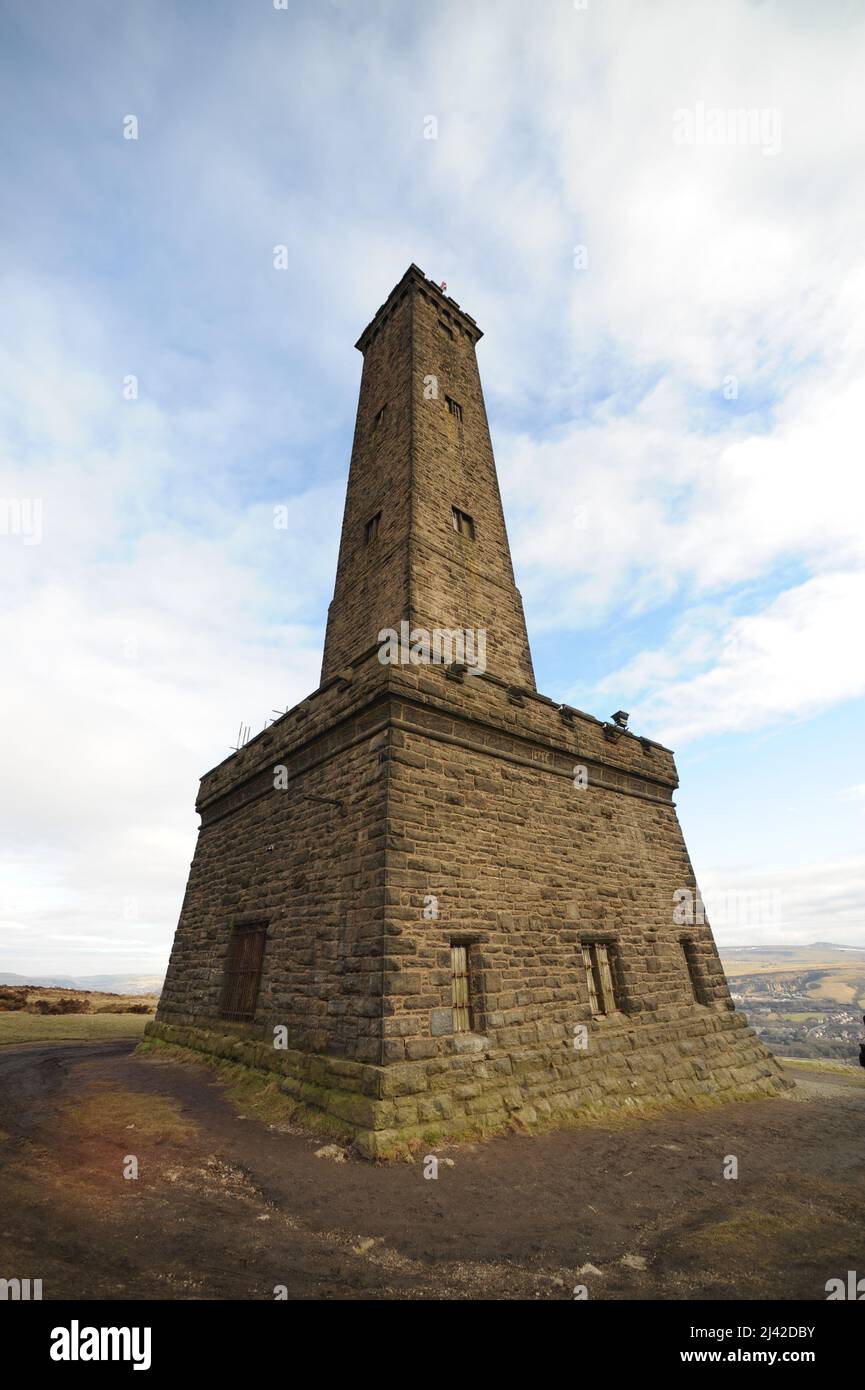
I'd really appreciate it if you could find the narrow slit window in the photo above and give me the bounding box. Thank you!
[451,506,475,540]
[437,318,454,340]
[372,403,387,432]
[220,923,267,1023]
[445,395,463,422]
[365,511,381,545]
[582,941,619,1017]
[450,942,472,1032]
[681,939,709,1004]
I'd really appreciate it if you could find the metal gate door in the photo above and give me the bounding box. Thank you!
[220,923,267,1022]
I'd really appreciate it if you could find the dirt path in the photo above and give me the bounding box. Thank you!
[0,1042,863,1300]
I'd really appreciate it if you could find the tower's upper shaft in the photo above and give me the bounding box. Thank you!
[320,265,535,690]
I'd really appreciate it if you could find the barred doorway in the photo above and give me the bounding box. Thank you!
[220,921,267,1022]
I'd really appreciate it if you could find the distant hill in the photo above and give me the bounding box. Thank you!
[0,972,163,996]
[722,942,865,952]
[720,943,865,966]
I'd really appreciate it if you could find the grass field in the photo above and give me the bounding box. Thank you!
[0,1011,153,1045]
[779,1056,860,1075]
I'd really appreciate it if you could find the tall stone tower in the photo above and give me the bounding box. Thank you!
[151,265,788,1155]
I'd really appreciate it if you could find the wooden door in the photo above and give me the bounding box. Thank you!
[451,943,471,1032]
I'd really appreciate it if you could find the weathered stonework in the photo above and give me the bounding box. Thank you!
[150,265,790,1154]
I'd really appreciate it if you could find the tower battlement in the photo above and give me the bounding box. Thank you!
[355,264,482,353]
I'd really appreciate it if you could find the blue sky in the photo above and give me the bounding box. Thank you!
[1,0,864,976]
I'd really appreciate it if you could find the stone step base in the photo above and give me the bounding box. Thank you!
[144,1012,792,1158]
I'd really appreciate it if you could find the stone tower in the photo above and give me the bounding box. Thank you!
[150,265,788,1155]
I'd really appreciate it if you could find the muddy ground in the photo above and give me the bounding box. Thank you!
[0,1040,862,1300]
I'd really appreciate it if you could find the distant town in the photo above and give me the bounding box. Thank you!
[721,943,865,1066]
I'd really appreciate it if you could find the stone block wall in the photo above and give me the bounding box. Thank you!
[158,683,390,1062]
[379,692,729,1059]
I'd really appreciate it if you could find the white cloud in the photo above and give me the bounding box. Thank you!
[0,285,327,975]
[594,571,865,745]
[702,854,865,949]
[502,338,865,626]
